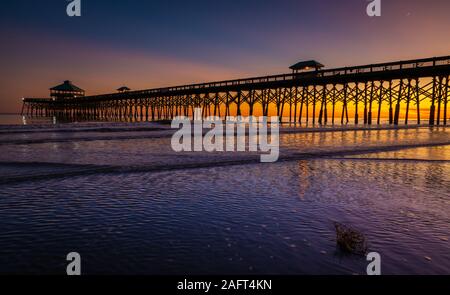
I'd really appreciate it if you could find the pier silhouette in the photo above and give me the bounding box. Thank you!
[22,56,450,126]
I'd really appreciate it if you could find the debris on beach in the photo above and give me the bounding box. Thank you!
[333,222,368,255]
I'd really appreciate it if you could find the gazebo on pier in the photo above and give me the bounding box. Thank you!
[50,80,85,101]
[289,60,324,73]
[117,86,131,93]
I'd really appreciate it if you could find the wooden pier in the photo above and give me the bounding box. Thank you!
[21,56,450,125]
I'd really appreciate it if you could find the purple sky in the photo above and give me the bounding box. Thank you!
[1,0,449,113]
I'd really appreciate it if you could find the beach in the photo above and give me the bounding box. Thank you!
[0,120,449,274]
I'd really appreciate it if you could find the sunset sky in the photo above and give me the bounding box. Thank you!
[1,0,450,113]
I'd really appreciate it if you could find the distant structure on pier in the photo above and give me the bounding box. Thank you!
[50,80,85,101]
[289,60,324,73]
[117,86,131,93]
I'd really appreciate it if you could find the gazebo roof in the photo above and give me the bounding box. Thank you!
[50,80,84,92]
[289,60,324,71]
[117,86,131,91]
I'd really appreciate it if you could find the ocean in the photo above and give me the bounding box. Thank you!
[0,117,449,274]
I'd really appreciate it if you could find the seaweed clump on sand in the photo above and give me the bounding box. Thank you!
[333,222,368,255]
